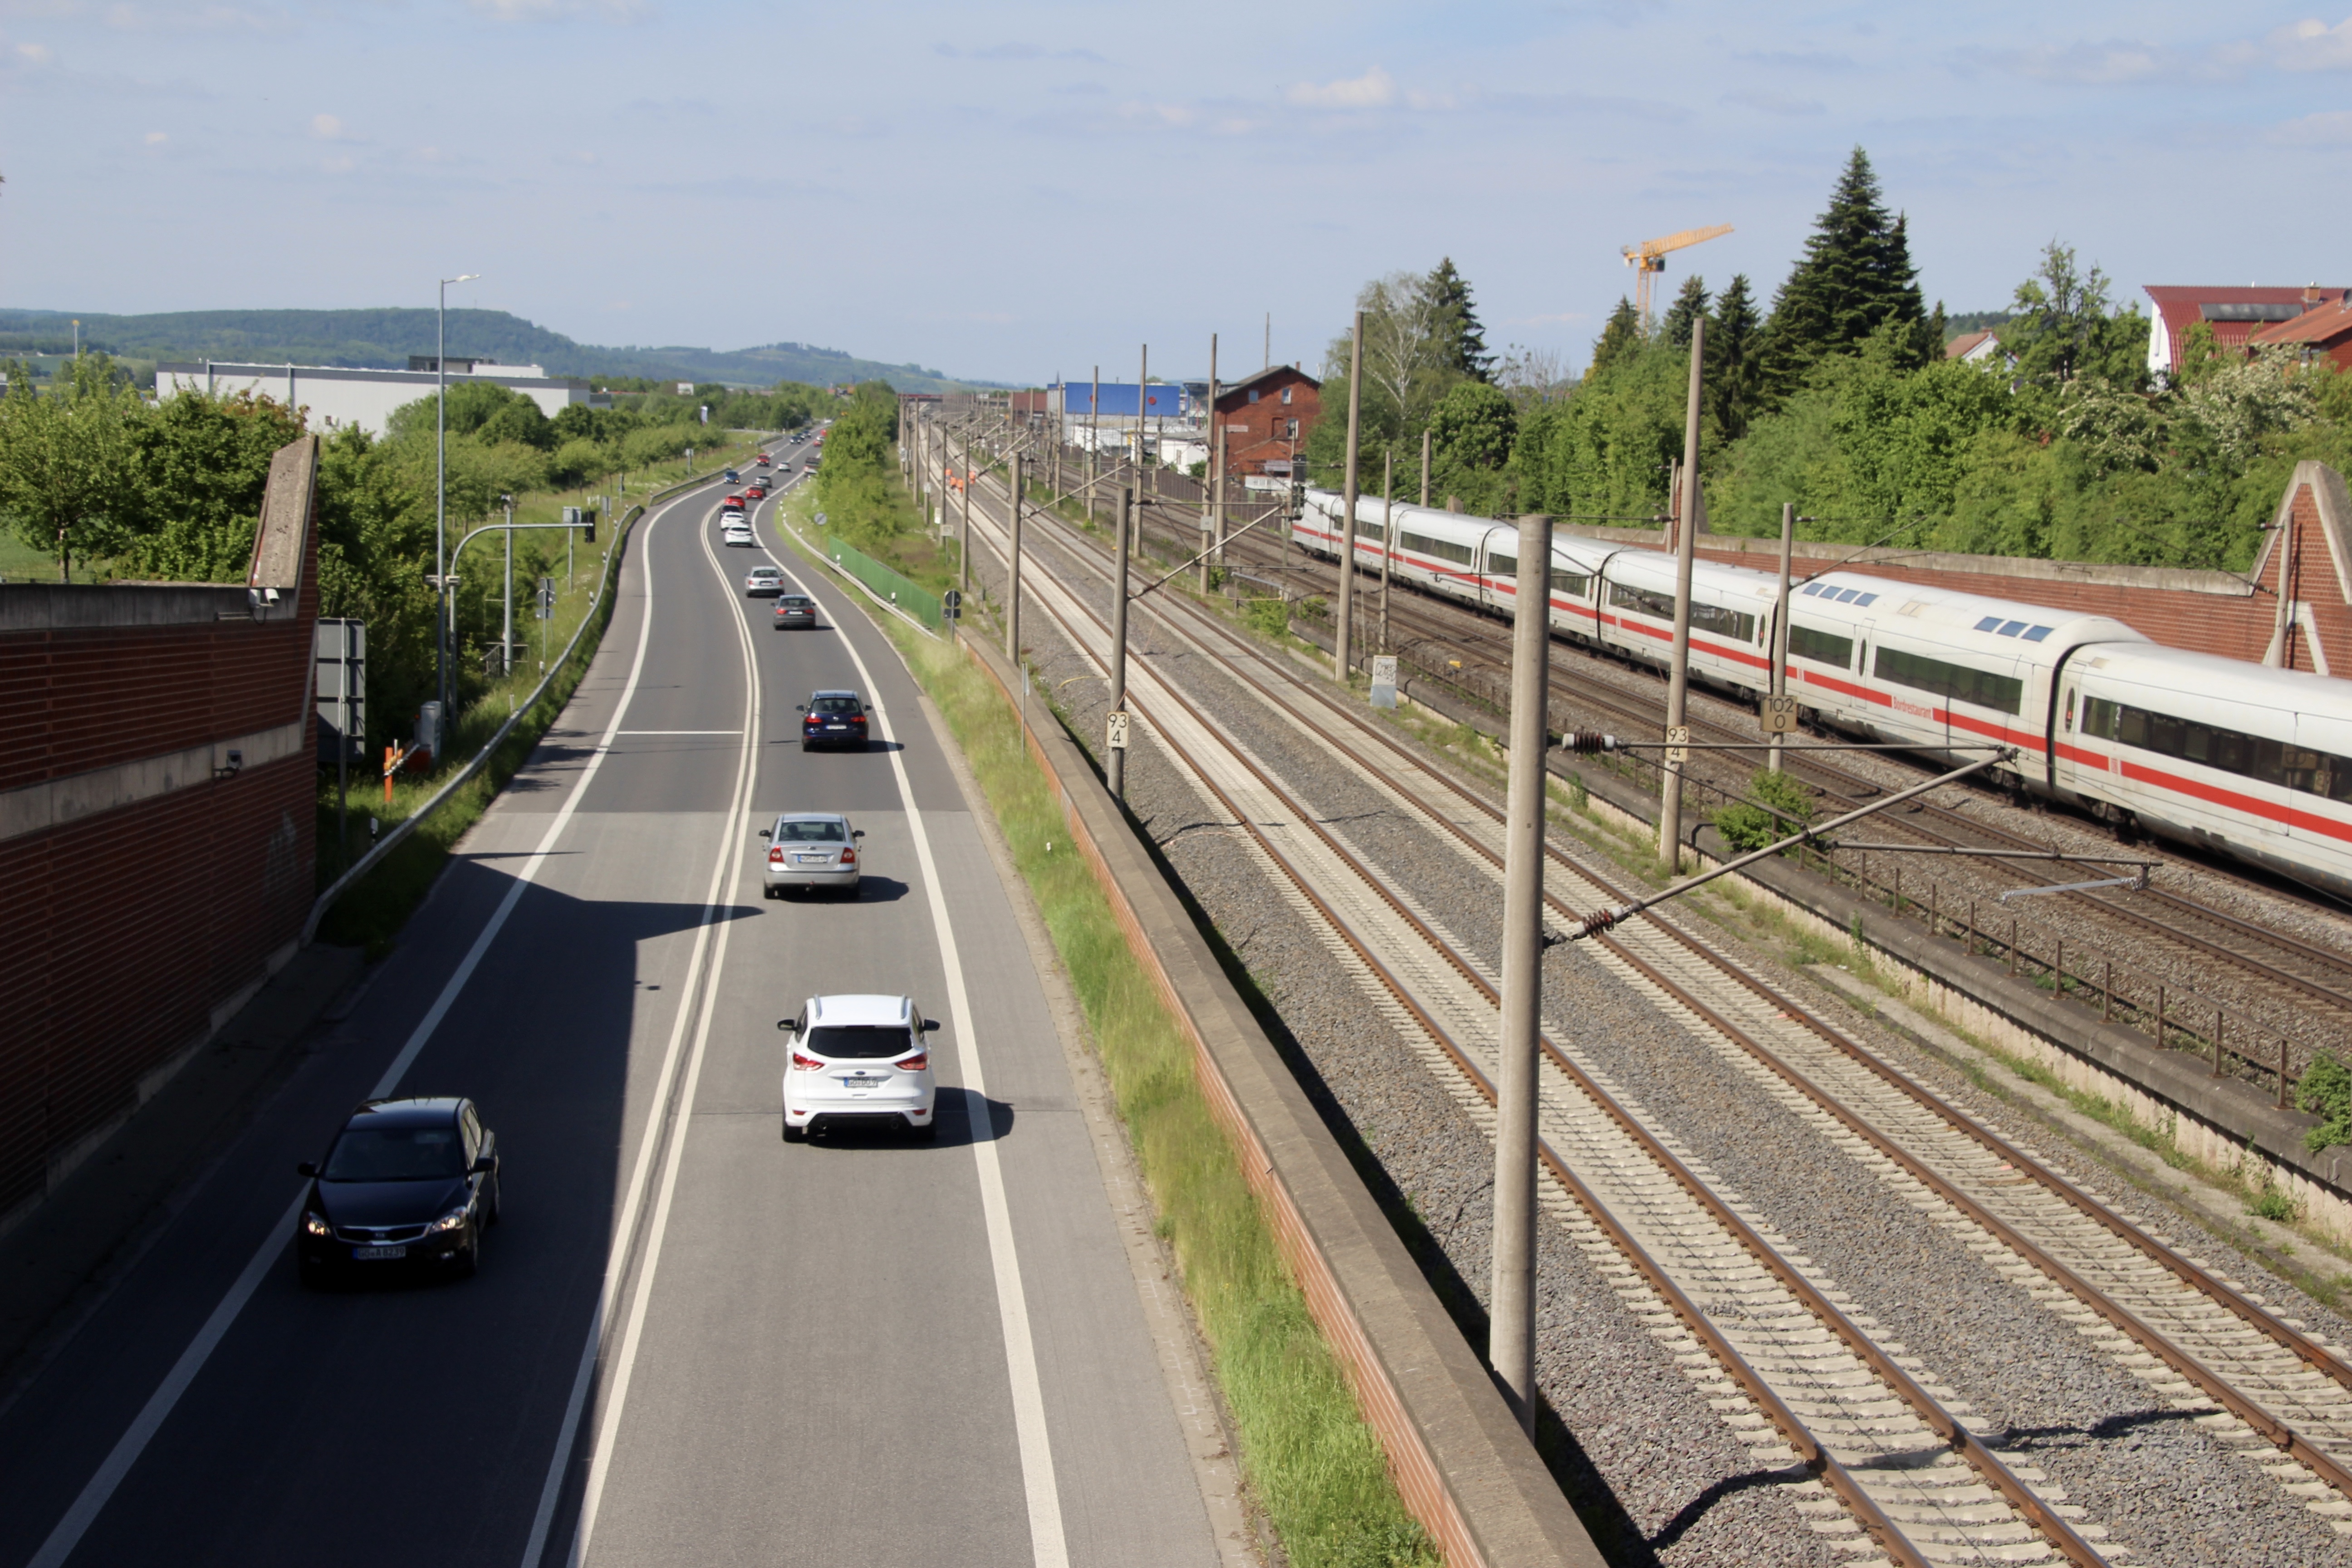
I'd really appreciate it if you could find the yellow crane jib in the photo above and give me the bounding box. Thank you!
[1622,223,1734,325]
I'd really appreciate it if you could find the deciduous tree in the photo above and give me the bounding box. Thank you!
[0,353,145,579]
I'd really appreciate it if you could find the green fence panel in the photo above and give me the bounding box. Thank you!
[827,538,943,630]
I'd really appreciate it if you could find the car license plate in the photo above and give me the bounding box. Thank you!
[796,854,830,864]
[840,1075,884,1088]
[353,1245,406,1260]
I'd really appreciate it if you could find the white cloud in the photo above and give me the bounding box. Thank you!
[1722,88,1824,116]
[2269,17,2352,70]
[143,129,167,144]
[463,0,647,19]
[320,154,354,173]
[309,112,348,140]
[1285,65,1395,109]
[15,40,53,64]
[1994,40,2168,83]
[2272,108,2352,144]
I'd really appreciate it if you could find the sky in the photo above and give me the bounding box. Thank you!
[3,1,2351,386]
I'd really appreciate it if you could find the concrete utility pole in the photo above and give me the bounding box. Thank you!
[1770,500,1794,773]
[1007,452,1024,666]
[1089,366,1102,524]
[1490,508,1554,1437]
[433,271,479,726]
[1199,333,1218,593]
[1658,318,1704,870]
[1136,343,1149,546]
[501,495,515,680]
[1109,484,1134,800]
[960,424,974,598]
[1380,450,1394,652]
[1420,427,1432,508]
[1335,309,1365,686]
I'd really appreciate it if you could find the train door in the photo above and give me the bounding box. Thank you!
[2290,707,2352,892]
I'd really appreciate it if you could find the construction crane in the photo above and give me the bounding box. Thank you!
[1623,224,1734,329]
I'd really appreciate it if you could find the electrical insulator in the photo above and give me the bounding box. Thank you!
[1563,731,1619,755]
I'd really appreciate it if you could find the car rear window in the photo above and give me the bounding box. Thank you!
[804,1024,913,1059]
[778,819,845,842]
[323,1125,464,1181]
[779,597,811,608]
[813,696,860,714]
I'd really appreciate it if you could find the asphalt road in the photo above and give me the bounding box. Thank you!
[0,447,1224,1568]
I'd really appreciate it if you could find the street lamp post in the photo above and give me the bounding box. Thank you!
[436,272,480,727]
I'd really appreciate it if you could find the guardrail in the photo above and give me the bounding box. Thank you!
[298,454,752,946]
[825,537,943,630]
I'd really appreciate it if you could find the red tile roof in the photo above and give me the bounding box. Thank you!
[2143,284,2349,369]
[2248,296,2352,350]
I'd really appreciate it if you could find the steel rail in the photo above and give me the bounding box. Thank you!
[994,476,2352,1497]
[964,477,2094,1568]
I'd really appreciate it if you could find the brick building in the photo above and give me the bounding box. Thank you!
[1213,366,1321,477]
[1557,461,2352,674]
[0,437,320,1227]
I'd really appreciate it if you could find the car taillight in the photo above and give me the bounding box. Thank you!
[769,847,784,862]
[895,1053,927,1073]
[839,848,855,865]
[791,1050,824,1071]
[851,714,867,726]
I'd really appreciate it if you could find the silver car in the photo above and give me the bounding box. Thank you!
[761,812,862,897]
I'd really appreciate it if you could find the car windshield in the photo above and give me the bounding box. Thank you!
[777,819,845,842]
[322,1124,464,1181]
[812,696,860,715]
[804,1024,914,1059]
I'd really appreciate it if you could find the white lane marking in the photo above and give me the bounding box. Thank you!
[25,486,703,1568]
[752,510,1072,1568]
[559,506,763,1567]
[613,730,742,735]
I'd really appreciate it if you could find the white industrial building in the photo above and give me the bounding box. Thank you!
[154,358,605,436]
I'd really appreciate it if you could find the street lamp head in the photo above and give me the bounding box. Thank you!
[445,272,480,284]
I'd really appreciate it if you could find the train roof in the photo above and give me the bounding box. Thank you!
[2073,641,2352,708]
[1781,568,2149,652]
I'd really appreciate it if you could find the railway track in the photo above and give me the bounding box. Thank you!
[943,446,2352,1562]
[1204,517,2352,1030]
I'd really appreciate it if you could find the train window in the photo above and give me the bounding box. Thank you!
[2023,626,2054,642]
[1853,593,1878,607]
[1834,588,1861,603]
[1400,530,1473,565]
[1873,646,2024,715]
[1788,623,1853,667]
[1489,551,1515,577]
[2079,695,2350,800]
[1550,569,1589,596]
[1352,516,1384,539]
[1605,582,1754,642]
[1800,583,1825,596]
[1993,620,2024,637]
[1975,616,2003,632]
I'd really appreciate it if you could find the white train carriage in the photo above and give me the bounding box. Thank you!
[2055,646,2352,899]
[1296,488,2352,892]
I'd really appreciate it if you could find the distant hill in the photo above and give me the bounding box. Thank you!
[1943,310,2015,339]
[0,307,998,393]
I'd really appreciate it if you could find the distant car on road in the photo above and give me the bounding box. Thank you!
[773,594,817,628]
[798,689,869,750]
[803,457,820,472]
[722,518,755,547]
[761,810,864,897]
[745,565,784,596]
[779,994,938,1141]
[746,482,767,500]
[724,468,740,484]
[755,453,771,467]
[295,1098,500,1286]
[723,493,747,511]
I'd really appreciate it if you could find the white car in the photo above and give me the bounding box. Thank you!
[721,515,754,546]
[760,811,862,897]
[780,994,939,1142]
[745,565,784,596]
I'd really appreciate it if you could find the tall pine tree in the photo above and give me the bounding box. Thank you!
[1589,297,1642,379]
[1755,147,1926,402]
[1662,275,1712,348]
[1426,257,1494,382]
[1707,274,1762,440]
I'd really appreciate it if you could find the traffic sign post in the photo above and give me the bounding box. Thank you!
[1761,695,1798,735]
[1106,710,1130,751]
[1665,725,1691,765]
[942,588,962,624]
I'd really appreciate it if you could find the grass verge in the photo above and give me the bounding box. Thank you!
[887,626,1437,1568]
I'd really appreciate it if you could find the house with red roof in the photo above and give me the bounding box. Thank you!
[2143,285,2348,377]
[2247,294,2352,371]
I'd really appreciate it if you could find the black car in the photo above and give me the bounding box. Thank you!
[799,689,869,750]
[774,594,817,629]
[296,1098,500,1286]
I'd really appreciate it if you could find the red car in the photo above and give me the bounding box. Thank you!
[746,483,767,500]
[756,453,772,466]
[723,494,747,510]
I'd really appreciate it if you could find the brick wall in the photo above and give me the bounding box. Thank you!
[0,439,318,1222]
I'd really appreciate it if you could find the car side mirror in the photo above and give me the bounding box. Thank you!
[921,1018,941,1033]
[472,1154,498,1174]
[853,829,866,839]
[795,704,807,714]
[777,1018,794,1031]
[759,827,772,838]
[297,1161,319,1178]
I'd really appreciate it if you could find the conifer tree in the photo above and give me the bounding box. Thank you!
[1707,274,1762,440]
[1589,297,1642,379]
[1662,275,1712,349]
[1426,257,1494,382]
[1755,147,1926,401]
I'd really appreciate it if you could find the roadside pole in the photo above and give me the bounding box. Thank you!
[1380,449,1394,652]
[1214,426,1229,571]
[1420,427,1431,507]
[1657,318,1704,871]
[501,495,514,681]
[1491,509,1554,1436]
[1109,484,1134,801]
[1199,333,1218,593]
[1007,452,1024,665]
[1335,308,1365,686]
[1089,365,1102,525]
[1769,500,1795,773]
[959,426,974,598]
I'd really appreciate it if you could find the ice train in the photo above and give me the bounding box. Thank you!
[1295,490,2352,902]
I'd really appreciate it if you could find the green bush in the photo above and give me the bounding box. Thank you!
[548,437,608,490]
[1714,767,1815,853]
[2298,1053,2352,1151]
[1244,597,1291,638]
